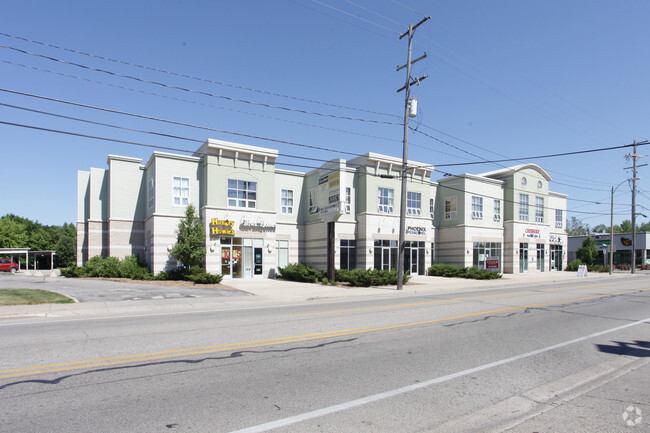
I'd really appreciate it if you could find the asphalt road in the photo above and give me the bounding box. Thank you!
[0,277,648,432]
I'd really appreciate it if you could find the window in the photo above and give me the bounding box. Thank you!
[378,188,394,213]
[340,239,356,270]
[308,188,318,214]
[374,239,398,270]
[148,178,154,209]
[473,242,502,272]
[281,189,293,214]
[519,194,529,221]
[407,192,421,215]
[555,209,563,228]
[430,199,435,219]
[173,176,189,206]
[535,196,544,223]
[345,187,351,214]
[494,199,501,222]
[228,179,257,208]
[444,196,457,220]
[277,240,289,270]
[471,196,483,219]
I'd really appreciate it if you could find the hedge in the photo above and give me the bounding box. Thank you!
[427,264,501,280]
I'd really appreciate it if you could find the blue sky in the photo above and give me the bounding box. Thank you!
[1,0,649,228]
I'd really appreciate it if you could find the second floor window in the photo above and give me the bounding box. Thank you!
[345,187,351,213]
[555,209,563,228]
[173,176,189,206]
[536,196,544,223]
[228,179,257,208]
[445,196,457,220]
[148,178,154,209]
[519,194,529,221]
[281,189,293,214]
[407,192,421,215]
[378,187,394,213]
[430,198,435,219]
[471,196,483,219]
[494,199,501,221]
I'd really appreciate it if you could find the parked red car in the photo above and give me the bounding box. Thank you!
[0,259,18,273]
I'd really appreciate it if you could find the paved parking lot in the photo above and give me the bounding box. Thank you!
[0,272,249,302]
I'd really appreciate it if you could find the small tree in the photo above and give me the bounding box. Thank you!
[576,237,598,265]
[170,204,206,271]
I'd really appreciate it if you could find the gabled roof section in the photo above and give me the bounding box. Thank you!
[479,163,552,181]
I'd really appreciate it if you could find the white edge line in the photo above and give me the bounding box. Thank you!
[228,317,650,433]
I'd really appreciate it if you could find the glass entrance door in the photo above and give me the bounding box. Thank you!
[221,245,243,278]
[537,244,545,272]
[410,248,418,275]
[520,243,528,273]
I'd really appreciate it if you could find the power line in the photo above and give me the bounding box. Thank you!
[0,32,400,120]
[1,59,400,144]
[0,44,397,126]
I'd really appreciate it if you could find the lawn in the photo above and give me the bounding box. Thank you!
[0,289,75,306]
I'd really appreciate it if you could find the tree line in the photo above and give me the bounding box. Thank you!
[0,214,76,268]
[565,216,650,236]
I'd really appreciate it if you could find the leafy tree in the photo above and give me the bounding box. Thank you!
[576,237,598,265]
[170,204,206,271]
[591,224,610,234]
[0,216,28,248]
[566,217,589,236]
[638,221,650,232]
[619,219,633,233]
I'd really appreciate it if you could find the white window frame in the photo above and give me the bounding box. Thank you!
[471,196,483,219]
[494,199,501,222]
[172,176,189,206]
[228,179,257,209]
[430,198,435,220]
[407,191,421,216]
[535,196,544,223]
[281,189,293,214]
[378,187,394,213]
[555,209,563,228]
[444,196,457,220]
[519,194,529,221]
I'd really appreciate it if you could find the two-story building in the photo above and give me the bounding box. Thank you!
[77,139,567,278]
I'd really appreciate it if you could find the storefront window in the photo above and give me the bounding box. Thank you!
[473,242,502,272]
[374,240,397,270]
[277,240,289,270]
[340,239,356,270]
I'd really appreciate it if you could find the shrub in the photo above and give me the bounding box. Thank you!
[588,264,608,273]
[428,263,501,280]
[60,265,81,278]
[278,263,325,283]
[336,268,410,287]
[187,270,223,284]
[62,255,153,280]
[565,259,583,272]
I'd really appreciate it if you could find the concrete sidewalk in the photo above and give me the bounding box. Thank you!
[1,270,644,321]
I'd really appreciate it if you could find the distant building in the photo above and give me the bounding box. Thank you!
[77,139,568,278]
[568,232,650,267]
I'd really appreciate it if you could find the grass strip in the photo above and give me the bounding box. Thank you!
[0,289,74,306]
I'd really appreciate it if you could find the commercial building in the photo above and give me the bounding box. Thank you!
[568,232,650,268]
[77,139,568,278]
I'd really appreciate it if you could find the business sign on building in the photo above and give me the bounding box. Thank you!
[486,256,500,271]
[318,160,345,222]
[210,219,235,237]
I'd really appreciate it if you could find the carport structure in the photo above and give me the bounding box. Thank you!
[0,248,56,271]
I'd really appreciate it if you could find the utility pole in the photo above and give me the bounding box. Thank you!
[396,16,430,290]
[625,141,646,274]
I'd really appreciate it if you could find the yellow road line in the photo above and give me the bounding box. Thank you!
[290,280,629,317]
[1,287,647,380]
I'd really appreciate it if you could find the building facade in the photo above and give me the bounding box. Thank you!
[568,232,650,268]
[77,139,568,277]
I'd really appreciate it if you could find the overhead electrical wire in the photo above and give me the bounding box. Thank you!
[0,59,400,144]
[0,44,398,126]
[0,32,400,120]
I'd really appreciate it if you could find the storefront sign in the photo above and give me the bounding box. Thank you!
[524,228,541,239]
[406,226,427,235]
[486,257,500,270]
[211,219,235,236]
[318,163,345,222]
[240,217,276,231]
[549,234,563,244]
[621,237,632,246]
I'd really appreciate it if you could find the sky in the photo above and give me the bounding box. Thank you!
[1,0,649,228]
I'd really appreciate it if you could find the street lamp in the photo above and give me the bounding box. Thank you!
[610,180,629,275]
